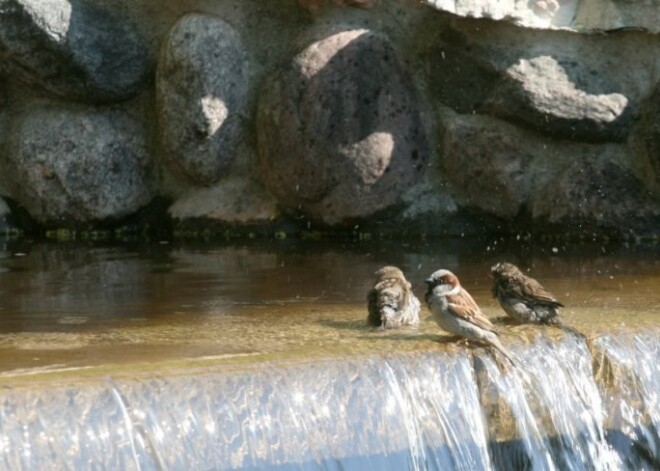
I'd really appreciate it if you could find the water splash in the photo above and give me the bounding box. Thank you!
[0,332,657,470]
[593,332,660,470]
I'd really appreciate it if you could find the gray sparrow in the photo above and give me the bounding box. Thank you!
[425,269,514,363]
[367,266,420,329]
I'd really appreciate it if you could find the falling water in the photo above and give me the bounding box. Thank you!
[0,331,657,470]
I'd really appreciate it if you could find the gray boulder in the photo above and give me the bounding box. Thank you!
[257,27,428,224]
[440,112,534,219]
[157,13,249,185]
[0,0,148,103]
[424,17,660,144]
[531,159,660,229]
[439,108,660,231]
[481,55,633,142]
[3,105,153,223]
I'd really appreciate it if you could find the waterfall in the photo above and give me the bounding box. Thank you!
[0,331,657,470]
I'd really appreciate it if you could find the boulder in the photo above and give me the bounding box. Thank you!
[3,105,153,223]
[440,113,534,219]
[420,0,660,33]
[439,109,660,232]
[0,0,148,102]
[157,13,250,185]
[257,28,429,224]
[169,178,280,224]
[531,159,660,230]
[481,55,632,142]
[424,17,659,143]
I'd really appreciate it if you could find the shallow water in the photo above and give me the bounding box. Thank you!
[0,239,657,379]
[0,239,658,470]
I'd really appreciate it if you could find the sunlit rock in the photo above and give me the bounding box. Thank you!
[2,105,153,223]
[257,27,428,224]
[169,177,280,224]
[424,17,656,144]
[157,13,249,185]
[481,55,633,142]
[0,0,149,102]
[420,0,660,33]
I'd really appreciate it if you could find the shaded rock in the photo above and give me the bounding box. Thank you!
[3,105,153,223]
[169,178,280,224]
[440,113,534,219]
[0,0,148,103]
[438,109,660,233]
[257,28,428,224]
[157,13,249,185]
[420,32,500,114]
[640,84,660,192]
[401,181,457,220]
[531,159,660,229]
[481,55,633,142]
[298,0,376,13]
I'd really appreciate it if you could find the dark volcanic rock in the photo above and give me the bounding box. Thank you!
[157,12,250,185]
[0,0,149,102]
[257,28,428,224]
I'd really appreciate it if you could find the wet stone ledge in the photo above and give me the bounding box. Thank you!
[0,331,656,470]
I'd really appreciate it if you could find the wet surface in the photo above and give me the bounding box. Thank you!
[0,239,658,381]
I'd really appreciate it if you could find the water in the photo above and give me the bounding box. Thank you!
[0,240,658,469]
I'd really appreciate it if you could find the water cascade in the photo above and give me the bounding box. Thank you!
[0,331,657,470]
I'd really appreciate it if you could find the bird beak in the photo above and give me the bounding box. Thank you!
[424,278,434,286]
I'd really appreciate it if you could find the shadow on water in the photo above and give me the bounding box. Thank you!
[0,239,657,469]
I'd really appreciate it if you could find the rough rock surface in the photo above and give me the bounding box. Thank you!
[531,159,660,230]
[440,113,534,219]
[0,0,149,102]
[481,55,632,142]
[157,12,249,185]
[439,108,660,230]
[426,18,659,142]
[640,85,660,193]
[257,27,428,224]
[2,105,153,223]
[420,0,660,33]
[169,178,279,223]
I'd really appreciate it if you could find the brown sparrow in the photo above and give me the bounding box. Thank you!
[367,266,420,329]
[425,269,514,363]
[491,262,564,325]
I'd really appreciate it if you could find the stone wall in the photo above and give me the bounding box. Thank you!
[0,0,659,239]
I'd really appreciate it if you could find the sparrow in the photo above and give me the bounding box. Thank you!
[425,269,514,363]
[367,266,420,329]
[491,262,564,325]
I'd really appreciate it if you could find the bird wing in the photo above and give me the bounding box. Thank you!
[518,275,564,307]
[447,289,497,333]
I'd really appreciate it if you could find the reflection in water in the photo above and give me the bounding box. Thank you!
[0,241,657,469]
